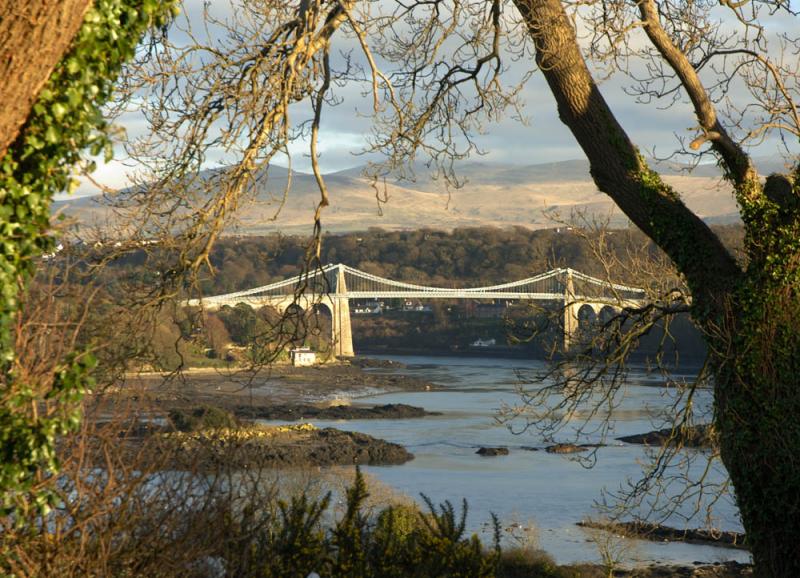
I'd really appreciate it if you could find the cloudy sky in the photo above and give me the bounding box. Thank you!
[70,0,797,197]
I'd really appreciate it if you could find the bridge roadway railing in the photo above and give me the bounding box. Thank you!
[188,293,646,309]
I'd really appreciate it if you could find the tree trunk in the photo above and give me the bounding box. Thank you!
[714,224,800,575]
[510,0,740,313]
[512,0,800,574]
[716,364,800,574]
[0,0,92,159]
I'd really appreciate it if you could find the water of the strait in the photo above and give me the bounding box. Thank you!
[267,355,750,566]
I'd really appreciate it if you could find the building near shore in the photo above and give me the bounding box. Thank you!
[290,347,317,366]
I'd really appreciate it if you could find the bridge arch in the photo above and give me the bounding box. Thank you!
[599,305,619,324]
[577,303,598,328]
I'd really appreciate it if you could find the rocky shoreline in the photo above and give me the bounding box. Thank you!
[109,414,415,472]
[110,359,442,474]
[157,424,414,471]
[234,402,439,421]
[577,519,747,550]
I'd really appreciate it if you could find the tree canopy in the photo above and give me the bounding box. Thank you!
[116,1,800,574]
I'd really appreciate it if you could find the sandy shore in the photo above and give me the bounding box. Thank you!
[120,361,434,410]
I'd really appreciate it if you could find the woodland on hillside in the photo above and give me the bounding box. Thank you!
[184,224,744,296]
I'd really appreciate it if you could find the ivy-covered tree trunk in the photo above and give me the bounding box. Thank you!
[716,320,800,573]
[713,194,800,573]
[0,0,175,516]
[0,0,93,159]
[513,0,800,574]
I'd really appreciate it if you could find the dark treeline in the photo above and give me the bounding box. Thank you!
[197,224,744,295]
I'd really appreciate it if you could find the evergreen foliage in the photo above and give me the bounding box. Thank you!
[0,0,176,515]
[225,468,505,578]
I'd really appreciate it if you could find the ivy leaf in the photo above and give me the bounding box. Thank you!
[52,103,68,120]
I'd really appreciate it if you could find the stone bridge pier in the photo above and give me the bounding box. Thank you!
[562,270,624,351]
[330,296,354,358]
[252,266,354,358]
[251,294,354,358]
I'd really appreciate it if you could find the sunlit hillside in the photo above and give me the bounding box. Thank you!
[49,157,781,235]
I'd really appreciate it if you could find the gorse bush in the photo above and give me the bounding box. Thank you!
[225,468,501,578]
[497,547,575,578]
[219,467,578,577]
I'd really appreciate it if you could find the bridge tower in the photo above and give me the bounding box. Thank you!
[562,268,580,351]
[331,265,355,357]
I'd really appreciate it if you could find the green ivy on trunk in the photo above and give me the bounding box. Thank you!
[0,0,176,516]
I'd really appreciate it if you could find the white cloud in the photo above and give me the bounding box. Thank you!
[62,0,798,201]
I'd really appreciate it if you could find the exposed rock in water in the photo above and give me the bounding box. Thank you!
[307,428,414,466]
[156,425,414,471]
[476,447,509,456]
[545,443,588,454]
[235,403,438,421]
[348,357,407,369]
[617,424,715,448]
[577,519,747,550]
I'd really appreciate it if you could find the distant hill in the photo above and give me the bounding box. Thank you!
[50,156,782,234]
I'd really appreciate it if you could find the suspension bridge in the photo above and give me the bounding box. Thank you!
[186,264,647,356]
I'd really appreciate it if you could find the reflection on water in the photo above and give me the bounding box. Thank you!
[266,355,750,566]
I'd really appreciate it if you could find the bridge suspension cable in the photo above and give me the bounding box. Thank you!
[186,263,646,307]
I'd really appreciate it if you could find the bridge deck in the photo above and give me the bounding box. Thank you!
[187,264,647,308]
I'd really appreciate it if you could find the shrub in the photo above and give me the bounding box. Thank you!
[226,468,501,578]
[497,546,576,578]
[168,405,238,432]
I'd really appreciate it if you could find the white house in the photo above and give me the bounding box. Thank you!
[290,347,317,366]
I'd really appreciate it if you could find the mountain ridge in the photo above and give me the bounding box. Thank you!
[52,157,772,234]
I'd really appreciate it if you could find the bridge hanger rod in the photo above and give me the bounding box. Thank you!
[566,268,647,294]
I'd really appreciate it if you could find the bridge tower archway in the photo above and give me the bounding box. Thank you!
[311,298,353,358]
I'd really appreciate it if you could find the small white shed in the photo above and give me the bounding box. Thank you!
[290,347,316,367]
